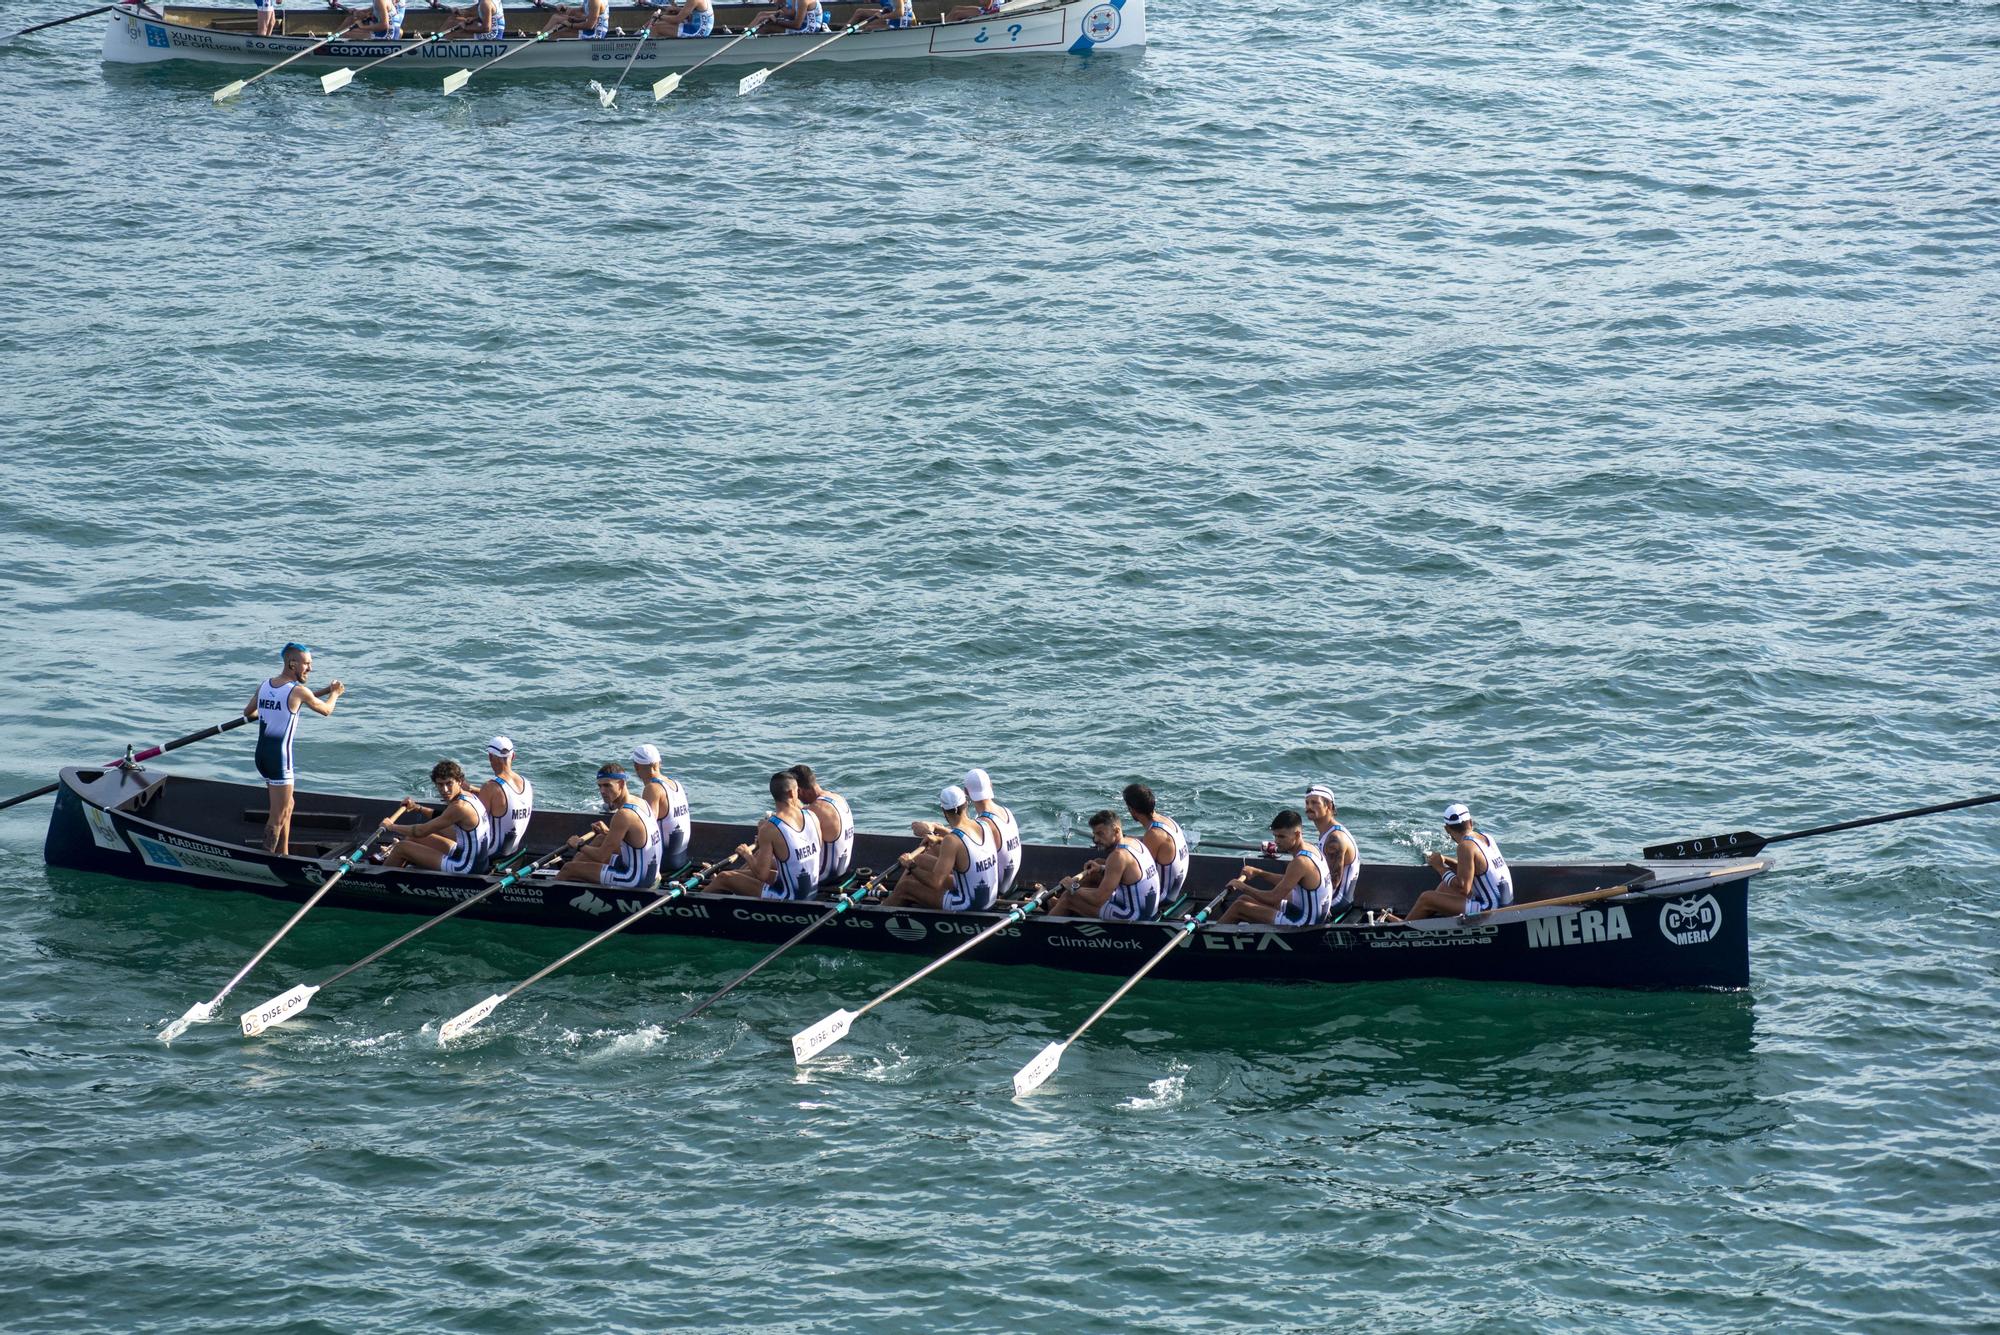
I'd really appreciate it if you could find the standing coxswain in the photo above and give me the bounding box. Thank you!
[790,764,854,887]
[631,744,693,875]
[383,761,492,873]
[883,786,1000,911]
[1392,803,1513,921]
[1123,783,1189,907]
[1303,784,1360,918]
[473,736,535,867]
[254,0,277,37]
[1219,809,1329,925]
[556,764,664,890]
[244,642,346,855]
[708,770,823,899]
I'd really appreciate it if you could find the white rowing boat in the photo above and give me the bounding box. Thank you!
[101,0,1143,75]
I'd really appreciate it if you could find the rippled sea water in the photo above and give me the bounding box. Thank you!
[2,1,1998,1329]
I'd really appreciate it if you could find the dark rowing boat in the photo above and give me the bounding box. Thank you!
[43,764,1769,989]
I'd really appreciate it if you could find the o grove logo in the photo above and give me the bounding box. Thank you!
[1659,894,1721,946]
[1081,3,1119,41]
[884,915,927,942]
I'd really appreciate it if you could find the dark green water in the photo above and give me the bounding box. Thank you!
[2,0,1997,1329]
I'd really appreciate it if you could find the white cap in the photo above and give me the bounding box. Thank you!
[1443,802,1472,826]
[486,736,514,757]
[1305,784,1336,804]
[963,768,994,801]
[940,784,968,811]
[630,744,661,766]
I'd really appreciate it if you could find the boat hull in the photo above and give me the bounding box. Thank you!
[101,0,1143,71]
[45,766,1761,989]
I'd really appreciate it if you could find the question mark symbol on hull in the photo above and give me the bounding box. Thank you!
[1007,21,1021,38]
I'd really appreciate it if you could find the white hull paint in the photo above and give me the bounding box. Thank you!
[101,0,1142,74]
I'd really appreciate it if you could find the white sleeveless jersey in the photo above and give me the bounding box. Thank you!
[1318,821,1358,911]
[601,800,662,891]
[977,804,1022,894]
[1102,838,1163,922]
[1149,815,1191,905]
[489,773,534,861]
[945,819,1002,912]
[646,775,692,869]
[440,792,493,876]
[814,791,854,884]
[1466,831,1514,912]
[764,808,823,900]
[253,676,300,785]
[1277,840,1332,926]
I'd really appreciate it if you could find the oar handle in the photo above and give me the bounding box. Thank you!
[0,714,253,814]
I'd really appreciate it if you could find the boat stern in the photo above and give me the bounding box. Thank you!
[102,6,181,64]
[1069,0,1141,53]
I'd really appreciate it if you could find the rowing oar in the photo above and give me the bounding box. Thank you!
[675,860,905,1024]
[736,22,858,96]
[588,7,667,107]
[436,852,739,1044]
[213,19,368,101]
[650,17,761,100]
[1641,792,2000,861]
[793,883,1054,1063]
[441,26,552,94]
[1453,861,1761,923]
[0,714,252,815]
[157,802,411,1043]
[1011,889,1231,1098]
[321,19,466,92]
[238,829,600,1036]
[1,3,117,44]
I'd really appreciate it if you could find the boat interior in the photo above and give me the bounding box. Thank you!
[152,3,986,37]
[87,768,1659,921]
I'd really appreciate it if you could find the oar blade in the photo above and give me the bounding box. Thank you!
[211,79,246,103]
[791,1008,855,1064]
[320,66,355,93]
[438,993,505,1045]
[651,71,680,99]
[736,66,769,95]
[158,1000,217,1044]
[1641,830,1765,860]
[441,68,471,95]
[1012,1041,1067,1098]
[239,983,319,1037]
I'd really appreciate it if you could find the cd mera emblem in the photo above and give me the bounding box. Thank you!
[1082,4,1119,41]
[1659,894,1721,946]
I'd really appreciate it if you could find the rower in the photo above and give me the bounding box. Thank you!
[646,0,714,37]
[706,771,823,899]
[1218,809,1329,925]
[790,764,854,887]
[964,768,1022,896]
[1304,783,1360,919]
[1395,802,1513,921]
[255,0,277,38]
[751,0,829,34]
[631,744,692,875]
[382,760,492,873]
[1123,782,1189,908]
[360,0,409,39]
[456,0,505,38]
[851,0,913,28]
[541,0,611,38]
[943,0,1002,22]
[243,642,345,856]
[1047,809,1161,921]
[882,786,1001,911]
[556,764,664,890]
[474,736,535,868]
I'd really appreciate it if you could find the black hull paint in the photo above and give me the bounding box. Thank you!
[44,767,1760,989]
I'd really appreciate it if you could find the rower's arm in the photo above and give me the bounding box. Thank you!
[478,780,506,820]
[745,822,782,883]
[243,692,259,721]
[400,797,473,839]
[297,681,344,717]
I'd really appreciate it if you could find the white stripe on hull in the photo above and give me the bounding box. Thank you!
[102,0,1143,71]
